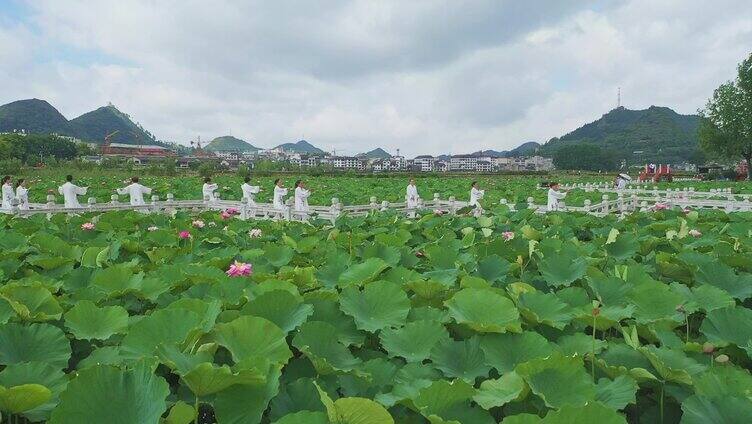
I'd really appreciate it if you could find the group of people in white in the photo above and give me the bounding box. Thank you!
[202,176,311,215]
[1,175,29,211]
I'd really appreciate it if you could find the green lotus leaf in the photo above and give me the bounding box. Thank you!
[694,262,752,300]
[306,298,365,347]
[537,253,587,287]
[700,306,752,349]
[473,371,527,409]
[164,298,222,332]
[638,345,706,385]
[30,233,81,260]
[156,343,214,374]
[90,264,145,297]
[502,414,541,424]
[556,333,607,357]
[165,401,196,424]
[242,290,314,332]
[0,383,51,414]
[0,361,67,421]
[273,411,329,424]
[413,379,476,419]
[517,291,572,330]
[0,323,71,368]
[212,365,282,424]
[480,331,555,373]
[541,402,627,423]
[182,361,266,396]
[445,288,521,333]
[80,246,107,268]
[379,320,450,363]
[669,283,735,314]
[596,343,659,382]
[339,281,410,332]
[425,245,459,270]
[269,377,326,421]
[264,245,295,267]
[332,397,395,424]
[48,364,169,424]
[475,254,511,283]
[429,337,490,382]
[627,281,684,324]
[362,243,401,267]
[25,254,73,270]
[374,362,441,407]
[293,321,361,374]
[120,309,203,358]
[0,283,63,321]
[605,234,638,261]
[515,353,595,409]
[681,395,752,424]
[215,315,292,365]
[693,367,752,400]
[0,298,14,325]
[338,258,390,287]
[594,375,638,410]
[64,300,128,340]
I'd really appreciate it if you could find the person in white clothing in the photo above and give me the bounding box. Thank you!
[406,178,420,208]
[59,175,88,209]
[241,176,261,206]
[1,175,13,212]
[116,176,152,206]
[469,181,485,217]
[294,180,311,213]
[615,173,630,190]
[202,177,218,202]
[272,178,288,210]
[15,179,29,210]
[547,182,568,211]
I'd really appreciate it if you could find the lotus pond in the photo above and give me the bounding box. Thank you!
[0,201,752,423]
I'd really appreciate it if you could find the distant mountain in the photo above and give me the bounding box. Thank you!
[0,99,69,134]
[275,139,325,154]
[205,135,259,152]
[358,148,391,159]
[540,106,700,164]
[506,141,541,157]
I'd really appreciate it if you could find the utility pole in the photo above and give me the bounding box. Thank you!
[617,87,621,108]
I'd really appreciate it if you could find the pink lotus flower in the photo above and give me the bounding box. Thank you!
[654,203,669,210]
[502,231,515,241]
[179,230,191,239]
[689,229,702,238]
[147,226,159,232]
[248,228,262,238]
[226,261,252,277]
[226,208,239,215]
[81,222,95,231]
[192,220,205,228]
[220,211,232,220]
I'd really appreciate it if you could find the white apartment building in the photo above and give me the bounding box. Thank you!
[449,154,493,171]
[214,151,240,161]
[326,156,367,171]
[476,161,493,172]
[289,154,321,167]
[413,155,436,172]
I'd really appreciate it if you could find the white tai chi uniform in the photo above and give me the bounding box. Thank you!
[241,183,261,206]
[202,183,218,202]
[273,186,288,210]
[1,183,14,212]
[406,184,419,208]
[117,183,152,206]
[616,178,627,190]
[59,182,87,209]
[547,188,567,211]
[294,187,311,213]
[15,186,29,210]
[470,187,485,217]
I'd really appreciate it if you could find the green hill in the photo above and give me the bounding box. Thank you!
[358,148,391,159]
[275,140,325,154]
[540,106,700,164]
[205,136,259,152]
[0,99,70,134]
[68,104,158,145]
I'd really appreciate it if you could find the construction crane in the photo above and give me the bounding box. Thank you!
[101,130,119,154]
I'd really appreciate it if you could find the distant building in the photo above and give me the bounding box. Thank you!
[325,156,367,171]
[413,155,436,172]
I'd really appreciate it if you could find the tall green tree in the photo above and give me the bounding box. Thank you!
[699,52,752,180]
[551,144,618,171]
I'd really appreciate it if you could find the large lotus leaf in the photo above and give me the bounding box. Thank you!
[293,321,361,374]
[669,283,735,314]
[0,384,51,414]
[374,362,442,407]
[429,337,490,382]
[120,309,203,358]
[413,379,476,420]
[25,254,74,270]
[215,315,292,365]
[265,245,295,267]
[0,323,71,368]
[425,245,459,270]
[480,331,555,373]
[269,377,326,421]
[693,367,752,400]
[182,361,266,397]
[556,333,607,357]
[638,345,706,385]
[597,343,659,383]
[306,298,365,347]
[0,283,63,321]
[605,234,638,261]
[700,306,752,349]
[586,275,632,306]
[339,281,410,332]
[0,362,67,421]
[694,262,752,300]
[30,233,81,260]
[680,394,752,424]
[63,300,128,340]
[48,364,169,424]
[627,281,683,324]
[90,264,145,297]
[537,253,587,287]
[213,364,282,424]
[156,343,214,375]
[338,258,390,287]
[445,288,521,333]
[273,411,329,424]
[473,371,527,409]
[475,255,511,283]
[362,243,401,267]
[242,290,314,333]
[594,375,638,410]
[165,298,222,333]
[541,402,627,424]
[515,354,596,409]
[165,401,196,424]
[517,291,572,330]
[379,320,450,363]
[315,382,394,424]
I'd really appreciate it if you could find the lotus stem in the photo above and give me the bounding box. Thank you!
[591,314,596,383]
[685,314,690,342]
[194,396,200,424]
[659,384,664,424]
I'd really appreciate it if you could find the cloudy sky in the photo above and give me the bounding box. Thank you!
[1,0,751,156]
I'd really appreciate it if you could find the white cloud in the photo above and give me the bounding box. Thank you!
[1,0,751,156]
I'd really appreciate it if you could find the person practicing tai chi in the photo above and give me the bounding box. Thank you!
[547,182,568,211]
[241,176,261,206]
[469,181,485,217]
[273,178,288,211]
[15,179,29,210]
[615,173,631,190]
[202,177,218,202]
[116,176,152,206]
[1,175,13,212]
[59,175,88,209]
[405,178,420,217]
[294,180,311,214]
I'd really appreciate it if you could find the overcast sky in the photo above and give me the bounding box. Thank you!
[1,0,751,156]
